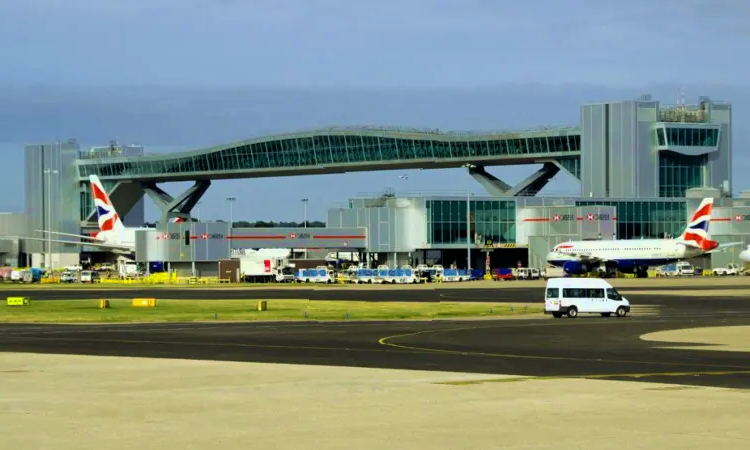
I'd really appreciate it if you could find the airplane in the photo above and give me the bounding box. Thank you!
[13,175,154,254]
[739,245,750,264]
[546,198,743,278]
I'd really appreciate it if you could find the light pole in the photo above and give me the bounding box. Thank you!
[195,201,202,222]
[301,198,308,259]
[226,197,236,227]
[44,168,58,270]
[462,163,476,272]
[226,197,236,256]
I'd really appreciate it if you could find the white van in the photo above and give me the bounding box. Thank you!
[544,278,630,318]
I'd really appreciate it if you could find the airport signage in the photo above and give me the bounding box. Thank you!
[585,213,611,221]
[289,232,311,239]
[552,214,576,221]
[155,232,225,240]
[735,215,750,221]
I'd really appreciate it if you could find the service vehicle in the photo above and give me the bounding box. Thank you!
[515,267,540,280]
[544,277,630,319]
[80,270,100,283]
[542,266,565,280]
[60,271,77,283]
[712,263,740,276]
[676,261,694,276]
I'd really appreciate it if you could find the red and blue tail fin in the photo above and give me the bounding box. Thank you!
[679,198,718,251]
[90,175,124,233]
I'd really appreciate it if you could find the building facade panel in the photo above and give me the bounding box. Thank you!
[24,141,81,265]
[581,104,607,197]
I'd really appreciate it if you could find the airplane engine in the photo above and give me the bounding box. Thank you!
[562,261,591,275]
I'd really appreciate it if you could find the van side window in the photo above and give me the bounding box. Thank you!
[606,288,621,300]
[546,288,559,298]
[563,288,586,298]
[588,288,605,298]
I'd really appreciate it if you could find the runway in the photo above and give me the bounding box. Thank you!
[2,293,750,390]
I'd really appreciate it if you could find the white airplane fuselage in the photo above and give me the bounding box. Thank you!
[739,246,750,263]
[546,239,705,272]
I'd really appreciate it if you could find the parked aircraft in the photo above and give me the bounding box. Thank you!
[546,198,742,278]
[16,175,150,254]
[739,245,750,264]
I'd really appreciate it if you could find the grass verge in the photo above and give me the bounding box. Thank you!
[0,299,543,323]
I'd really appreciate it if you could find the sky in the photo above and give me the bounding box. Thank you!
[1,0,749,222]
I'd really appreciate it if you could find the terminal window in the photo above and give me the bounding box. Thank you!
[426,200,516,245]
[665,127,718,147]
[659,151,706,198]
[576,200,686,240]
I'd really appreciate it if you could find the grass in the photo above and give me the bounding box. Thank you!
[0,299,543,323]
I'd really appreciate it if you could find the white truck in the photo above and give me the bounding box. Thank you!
[240,255,295,283]
[713,263,740,276]
[119,262,140,279]
[515,267,541,280]
[542,266,565,280]
[676,261,695,276]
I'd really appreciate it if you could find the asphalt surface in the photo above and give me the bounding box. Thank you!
[1,283,746,301]
[2,286,750,390]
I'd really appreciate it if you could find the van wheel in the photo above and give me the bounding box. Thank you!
[552,312,563,318]
[566,306,578,318]
[616,306,627,317]
[601,312,611,317]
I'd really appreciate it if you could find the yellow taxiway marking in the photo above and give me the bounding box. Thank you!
[377,325,750,370]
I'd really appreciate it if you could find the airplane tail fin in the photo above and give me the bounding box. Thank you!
[90,175,124,233]
[679,198,718,251]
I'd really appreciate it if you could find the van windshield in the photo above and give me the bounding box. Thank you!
[606,288,621,300]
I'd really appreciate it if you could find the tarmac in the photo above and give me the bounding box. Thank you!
[2,281,750,449]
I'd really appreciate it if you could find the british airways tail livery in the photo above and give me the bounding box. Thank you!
[546,198,742,278]
[21,175,148,254]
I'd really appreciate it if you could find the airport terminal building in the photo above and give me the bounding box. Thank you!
[5,94,747,273]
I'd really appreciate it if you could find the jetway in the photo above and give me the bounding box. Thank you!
[134,222,368,263]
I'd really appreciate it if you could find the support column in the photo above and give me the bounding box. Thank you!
[467,163,560,197]
[142,180,211,225]
[507,163,560,196]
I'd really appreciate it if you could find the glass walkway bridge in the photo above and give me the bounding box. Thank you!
[76,125,582,224]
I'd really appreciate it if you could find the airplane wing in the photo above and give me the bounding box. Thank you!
[707,242,744,253]
[7,236,132,252]
[35,229,104,242]
[552,250,605,264]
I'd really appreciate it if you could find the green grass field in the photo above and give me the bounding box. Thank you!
[1,299,543,323]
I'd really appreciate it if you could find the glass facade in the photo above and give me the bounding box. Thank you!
[659,152,706,198]
[426,200,516,245]
[662,127,718,147]
[576,200,687,240]
[77,131,582,179]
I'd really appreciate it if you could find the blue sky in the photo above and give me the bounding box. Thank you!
[1,0,749,222]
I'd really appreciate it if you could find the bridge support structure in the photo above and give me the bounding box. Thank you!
[467,159,580,197]
[143,180,211,225]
